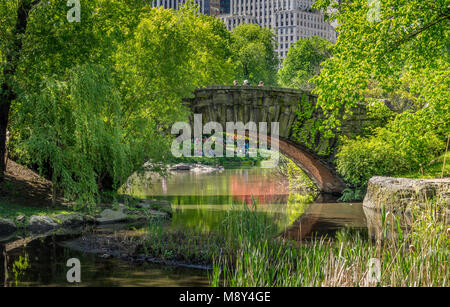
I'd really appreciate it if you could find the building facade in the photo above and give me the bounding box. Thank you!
[152,0,221,16]
[219,0,337,61]
[220,0,231,14]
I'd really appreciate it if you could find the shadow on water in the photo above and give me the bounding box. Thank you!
[0,232,208,287]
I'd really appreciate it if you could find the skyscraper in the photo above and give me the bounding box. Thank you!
[219,0,337,61]
[220,0,231,14]
[151,0,220,16]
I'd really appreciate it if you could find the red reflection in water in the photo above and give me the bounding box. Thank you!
[229,171,289,204]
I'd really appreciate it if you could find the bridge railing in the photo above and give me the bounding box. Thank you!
[197,85,316,96]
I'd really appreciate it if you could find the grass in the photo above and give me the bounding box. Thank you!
[131,190,448,287]
[0,201,74,220]
[209,199,449,287]
[401,151,450,179]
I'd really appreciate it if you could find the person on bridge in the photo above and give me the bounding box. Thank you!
[258,81,264,87]
[233,80,239,86]
[243,80,249,86]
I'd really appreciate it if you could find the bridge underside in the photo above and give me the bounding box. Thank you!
[276,137,346,194]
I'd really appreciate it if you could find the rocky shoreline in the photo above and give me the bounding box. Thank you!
[0,198,172,241]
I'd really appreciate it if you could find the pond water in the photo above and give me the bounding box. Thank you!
[1,166,367,287]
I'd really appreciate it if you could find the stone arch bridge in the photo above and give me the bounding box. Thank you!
[183,86,369,194]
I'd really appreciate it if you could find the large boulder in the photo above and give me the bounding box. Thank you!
[170,163,191,171]
[54,213,85,227]
[0,218,17,236]
[27,215,59,232]
[363,177,450,214]
[96,209,128,224]
[363,177,450,240]
[136,199,172,216]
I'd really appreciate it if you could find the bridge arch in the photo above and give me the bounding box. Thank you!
[183,85,350,194]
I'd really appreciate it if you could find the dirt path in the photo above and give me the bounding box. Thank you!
[0,159,66,208]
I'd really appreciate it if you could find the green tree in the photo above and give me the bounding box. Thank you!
[3,2,235,206]
[1,0,152,182]
[311,0,449,183]
[278,36,333,91]
[312,0,449,137]
[230,24,279,85]
[0,0,37,182]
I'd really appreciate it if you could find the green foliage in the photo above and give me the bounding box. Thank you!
[278,36,333,90]
[211,199,449,287]
[291,93,331,155]
[401,148,450,179]
[117,4,234,126]
[336,135,401,187]
[0,200,73,220]
[338,188,365,202]
[279,155,318,194]
[336,113,445,187]
[230,24,279,85]
[310,0,449,147]
[5,2,235,208]
[304,0,450,183]
[14,65,134,208]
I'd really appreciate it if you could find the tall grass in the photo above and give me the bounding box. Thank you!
[210,199,449,287]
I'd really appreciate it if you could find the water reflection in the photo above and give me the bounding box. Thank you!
[1,166,370,287]
[1,234,208,287]
[129,167,367,238]
[282,203,367,241]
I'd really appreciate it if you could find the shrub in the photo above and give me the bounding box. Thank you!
[336,112,445,187]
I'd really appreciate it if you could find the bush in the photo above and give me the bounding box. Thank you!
[336,111,445,187]
[336,135,403,187]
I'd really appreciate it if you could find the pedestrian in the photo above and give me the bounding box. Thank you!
[258,81,264,87]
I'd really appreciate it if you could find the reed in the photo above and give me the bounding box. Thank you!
[210,199,449,287]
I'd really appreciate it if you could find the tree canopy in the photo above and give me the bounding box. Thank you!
[230,24,279,85]
[312,0,449,137]
[311,0,449,186]
[1,1,235,207]
[278,36,333,90]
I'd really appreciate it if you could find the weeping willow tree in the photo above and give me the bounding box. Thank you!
[6,2,235,209]
[14,65,138,209]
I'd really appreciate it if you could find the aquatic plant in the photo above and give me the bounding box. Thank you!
[210,199,449,287]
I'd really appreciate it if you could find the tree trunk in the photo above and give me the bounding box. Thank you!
[0,244,6,287]
[0,0,35,182]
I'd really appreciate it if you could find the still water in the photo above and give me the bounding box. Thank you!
[1,167,367,287]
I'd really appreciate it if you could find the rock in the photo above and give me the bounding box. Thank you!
[363,177,450,214]
[15,215,26,224]
[54,213,85,227]
[170,163,191,171]
[0,218,17,236]
[96,209,128,224]
[84,214,97,225]
[137,199,172,216]
[27,215,59,232]
[363,177,450,240]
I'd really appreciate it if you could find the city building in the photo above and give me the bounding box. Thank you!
[151,0,221,16]
[219,0,337,61]
[220,0,231,14]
